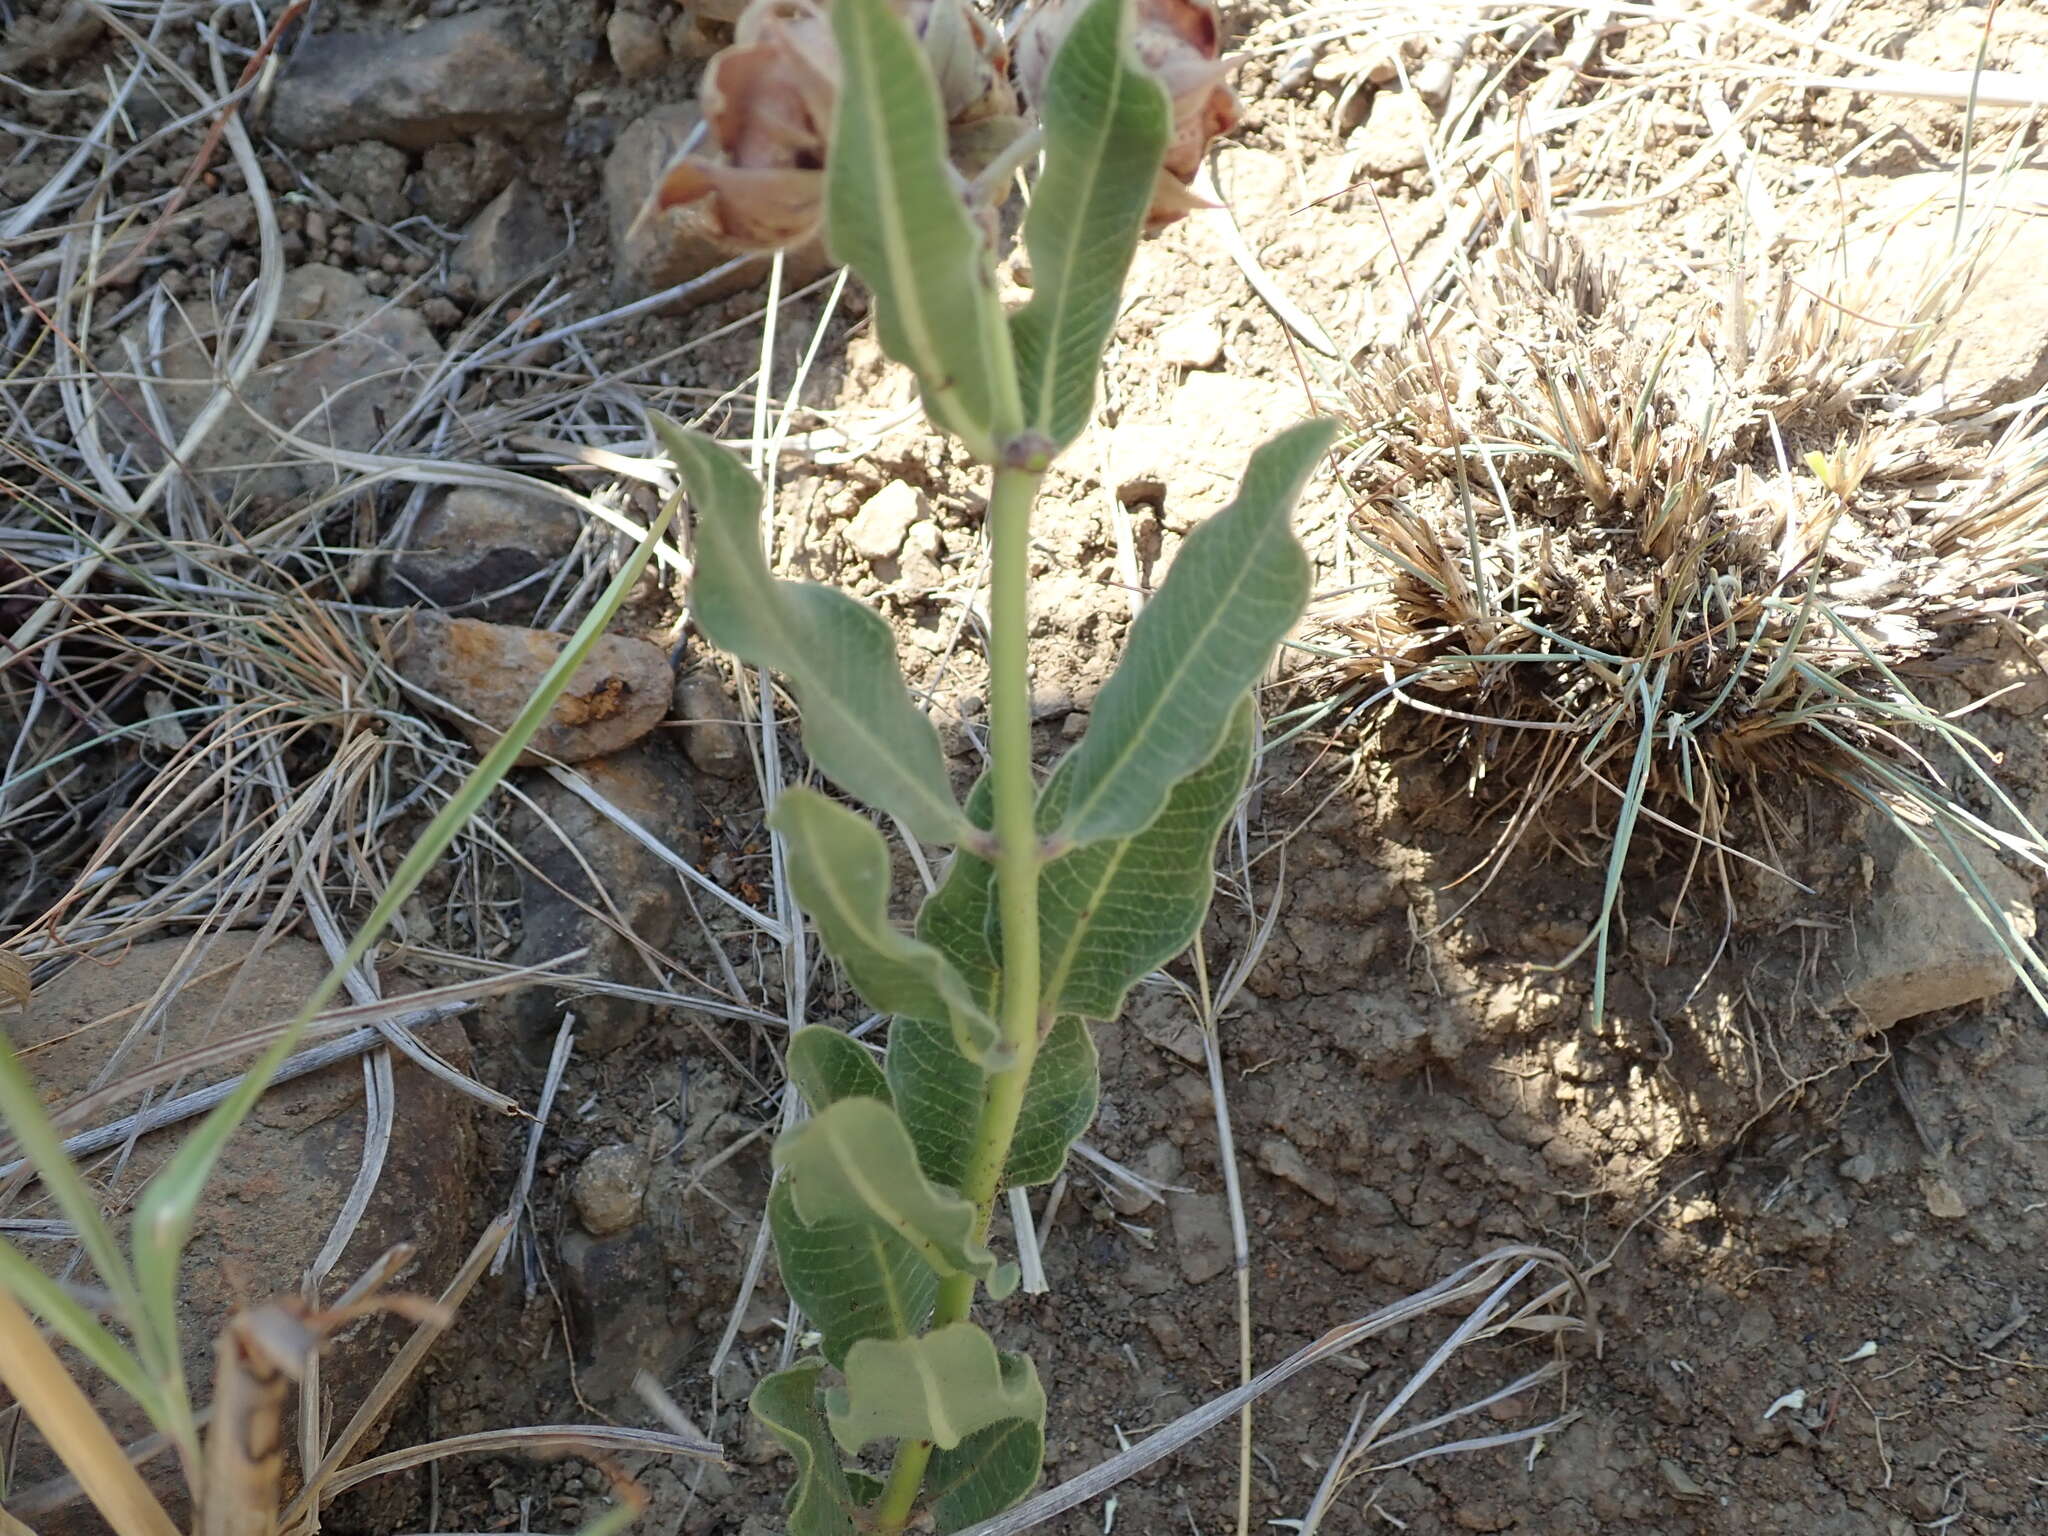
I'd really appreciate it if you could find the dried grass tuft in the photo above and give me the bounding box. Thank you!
[1312,169,2048,1020]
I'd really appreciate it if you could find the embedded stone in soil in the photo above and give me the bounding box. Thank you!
[391,612,673,767]
[4,934,476,1530]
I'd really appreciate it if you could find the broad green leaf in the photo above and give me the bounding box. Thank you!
[774,790,997,1063]
[1038,697,1254,1018]
[916,777,1000,1014]
[751,1361,861,1536]
[929,1417,1045,1533]
[652,416,970,845]
[827,0,1021,461]
[1010,0,1170,451]
[787,1024,889,1113]
[775,1098,1017,1298]
[1053,418,1336,847]
[1006,1015,1098,1187]
[884,1014,983,1189]
[824,1323,1045,1456]
[919,698,1255,1020]
[768,1181,935,1368]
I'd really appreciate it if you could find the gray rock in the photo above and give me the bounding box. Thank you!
[1167,1190,1234,1285]
[572,1144,650,1236]
[506,742,694,1053]
[413,136,517,226]
[383,483,582,622]
[559,1226,694,1402]
[392,613,673,767]
[452,179,566,301]
[9,934,475,1529]
[843,481,925,563]
[1356,87,1434,178]
[672,667,752,780]
[1256,1135,1339,1208]
[607,9,668,81]
[1837,820,2035,1032]
[312,141,410,225]
[102,263,441,515]
[268,9,568,151]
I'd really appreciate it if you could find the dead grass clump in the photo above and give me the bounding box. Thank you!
[1313,175,2048,1019]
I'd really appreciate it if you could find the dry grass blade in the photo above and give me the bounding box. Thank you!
[0,1287,181,1536]
[0,954,28,1012]
[316,1424,723,1499]
[950,1245,1589,1536]
[279,1218,513,1531]
[1311,161,2048,1023]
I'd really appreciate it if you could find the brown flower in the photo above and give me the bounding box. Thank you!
[1012,0,1239,228]
[644,0,839,250]
[642,0,1019,252]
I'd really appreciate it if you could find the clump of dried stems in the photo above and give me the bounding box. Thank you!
[1314,165,2048,1023]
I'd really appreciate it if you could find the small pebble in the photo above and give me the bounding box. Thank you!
[607,10,667,81]
[571,1143,648,1236]
[1156,313,1224,370]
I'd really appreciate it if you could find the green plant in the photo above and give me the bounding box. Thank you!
[648,0,1332,1529]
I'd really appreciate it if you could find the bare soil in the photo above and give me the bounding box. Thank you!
[6,1,2048,1533]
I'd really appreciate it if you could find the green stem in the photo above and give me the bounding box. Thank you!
[870,462,1046,1534]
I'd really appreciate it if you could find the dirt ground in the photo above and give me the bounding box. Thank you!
[6,1,2048,1533]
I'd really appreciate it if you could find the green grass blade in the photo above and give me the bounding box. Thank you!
[0,1033,162,1390]
[0,1243,163,1421]
[125,488,682,1429]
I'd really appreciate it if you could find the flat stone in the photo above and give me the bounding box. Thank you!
[1256,1135,1339,1207]
[383,482,582,622]
[392,613,672,766]
[1837,819,2036,1032]
[452,178,565,301]
[268,9,568,151]
[104,264,441,516]
[672,666,752,780]
[844,481,926,563]
[1167,1190,1234,1286]
[7,933,475,1528]
[505,741,695,1053]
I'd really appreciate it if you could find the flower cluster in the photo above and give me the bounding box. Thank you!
[642,0,1237,248]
